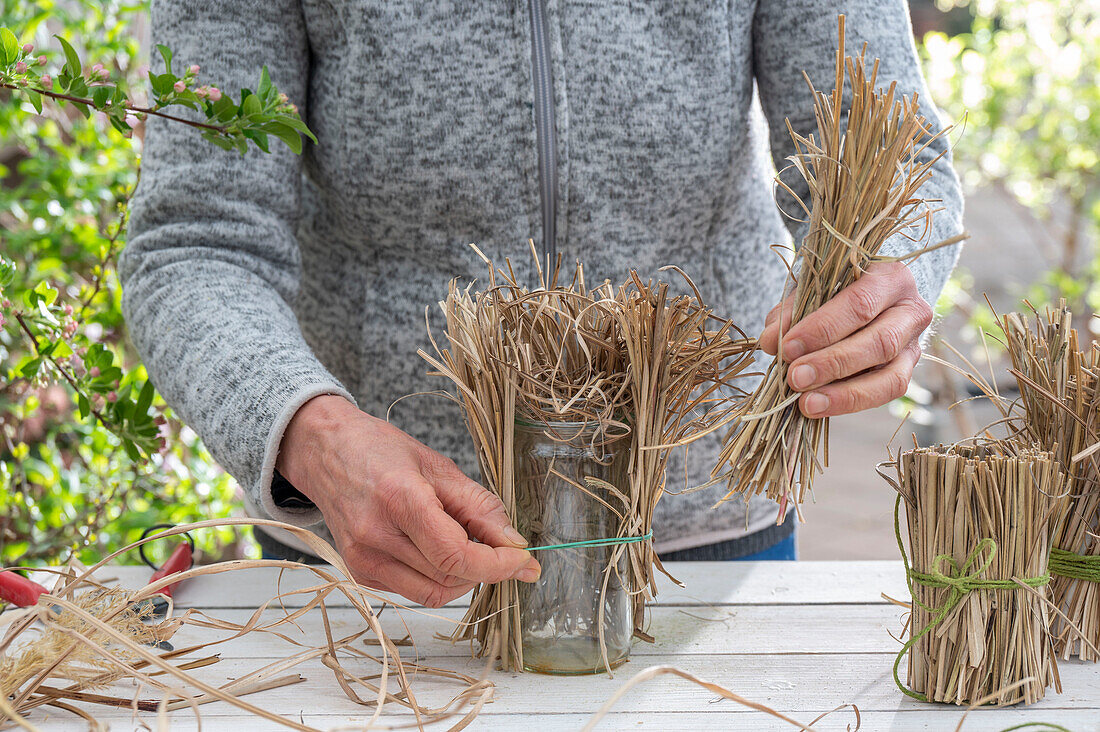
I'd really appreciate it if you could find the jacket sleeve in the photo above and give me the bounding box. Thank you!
[752,0,964,310]
[120,0,352,526]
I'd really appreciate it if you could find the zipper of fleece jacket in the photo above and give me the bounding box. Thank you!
[527,0,558,266]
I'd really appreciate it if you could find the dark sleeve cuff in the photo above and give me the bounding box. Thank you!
[271,469,315,510]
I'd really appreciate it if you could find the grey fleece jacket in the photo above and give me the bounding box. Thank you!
[122,0,963,556]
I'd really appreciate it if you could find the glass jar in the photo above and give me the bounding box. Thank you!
[513,416,633,674]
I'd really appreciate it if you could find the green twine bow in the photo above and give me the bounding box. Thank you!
[526,531,653,552]
[892,494,1051,703]
[1049,547,1100,583]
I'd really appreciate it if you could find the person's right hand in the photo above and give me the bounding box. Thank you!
[276,395,540,607]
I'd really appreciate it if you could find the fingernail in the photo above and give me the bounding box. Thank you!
[804,392,829,416]
[789,363,816,390]
[503,525,529,548]
[515,563,541,583]
[782,339,805,361]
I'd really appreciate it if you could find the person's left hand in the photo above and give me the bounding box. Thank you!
[758,261,933,419]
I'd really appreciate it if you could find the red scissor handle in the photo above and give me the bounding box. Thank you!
[0,570,49,608]
[148,541,193,598]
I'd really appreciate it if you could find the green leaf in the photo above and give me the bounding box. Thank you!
[92,85,110,108]
[25,89,42,113]
[0,28,19,67]
[243,128,270,153]
[53,34,81,77]
[122,439,140,461]
[156,43,173,74]
[134,380,155,418]
[77,393,90,419]
[52,340,73,359]
[265,121,303,154]
[201,131,235,151]
[257,66,272,99]
[151,72,176,97]
[241,92,262,117]
[17,355,43,379]
[67,76,88,98]
[277,115,317,144]
[107,114,132,133]
[33,281,58,306]
[211,95,236,121]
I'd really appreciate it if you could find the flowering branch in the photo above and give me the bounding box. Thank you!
[0,82,228,133]
[0,27,313,462]
[0,28,316,154]
[11,311,108,427]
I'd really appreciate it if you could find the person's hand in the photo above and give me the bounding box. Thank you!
[276,395,539,607]
[758,261,932,419]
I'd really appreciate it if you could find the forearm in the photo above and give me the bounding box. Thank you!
[123,0,356,523]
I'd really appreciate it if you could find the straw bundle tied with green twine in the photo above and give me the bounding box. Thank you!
[1000,302,1100,662]
[881,444,1066,706]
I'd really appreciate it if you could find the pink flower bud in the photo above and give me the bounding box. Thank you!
[14,61,26,73]
[64,320,77,335]
[1,298,10,308]
[21,43,32,54]
[91,63,103,72]
[97,67,109,79]
[63,304,73,316]
[289,103,298,114]
[207,87,221,102]
[278,93,288,103]
[188,64,200,74]
[106,391,117,402]
[173,79,186,93]
[37,55,46,65]
[90,366,100,377]
[194,86,208,99]
[39,74,50,87]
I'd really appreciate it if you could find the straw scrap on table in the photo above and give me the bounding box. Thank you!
[715,15,966,523]
[0,518,493,731]
[420,246,756,671]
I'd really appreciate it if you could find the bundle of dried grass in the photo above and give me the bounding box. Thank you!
[1000,302,1100,661]
[882,444,1066,706]
[0,518,493,730]
[421,246,756,671]
[715,16,964,522]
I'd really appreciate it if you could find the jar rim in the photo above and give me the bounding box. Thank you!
[514,415,631,445]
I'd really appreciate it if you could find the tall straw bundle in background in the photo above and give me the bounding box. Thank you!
[715,16,964,522]
[421,248,755,671]
[1001,303,1100,661]
[883,444,1066,706]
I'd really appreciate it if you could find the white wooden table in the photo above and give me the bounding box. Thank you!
[33,563,1100,731]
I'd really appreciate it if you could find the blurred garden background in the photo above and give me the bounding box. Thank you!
[1,0,1097,565]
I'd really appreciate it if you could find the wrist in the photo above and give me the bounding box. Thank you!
[276,394,356,503]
